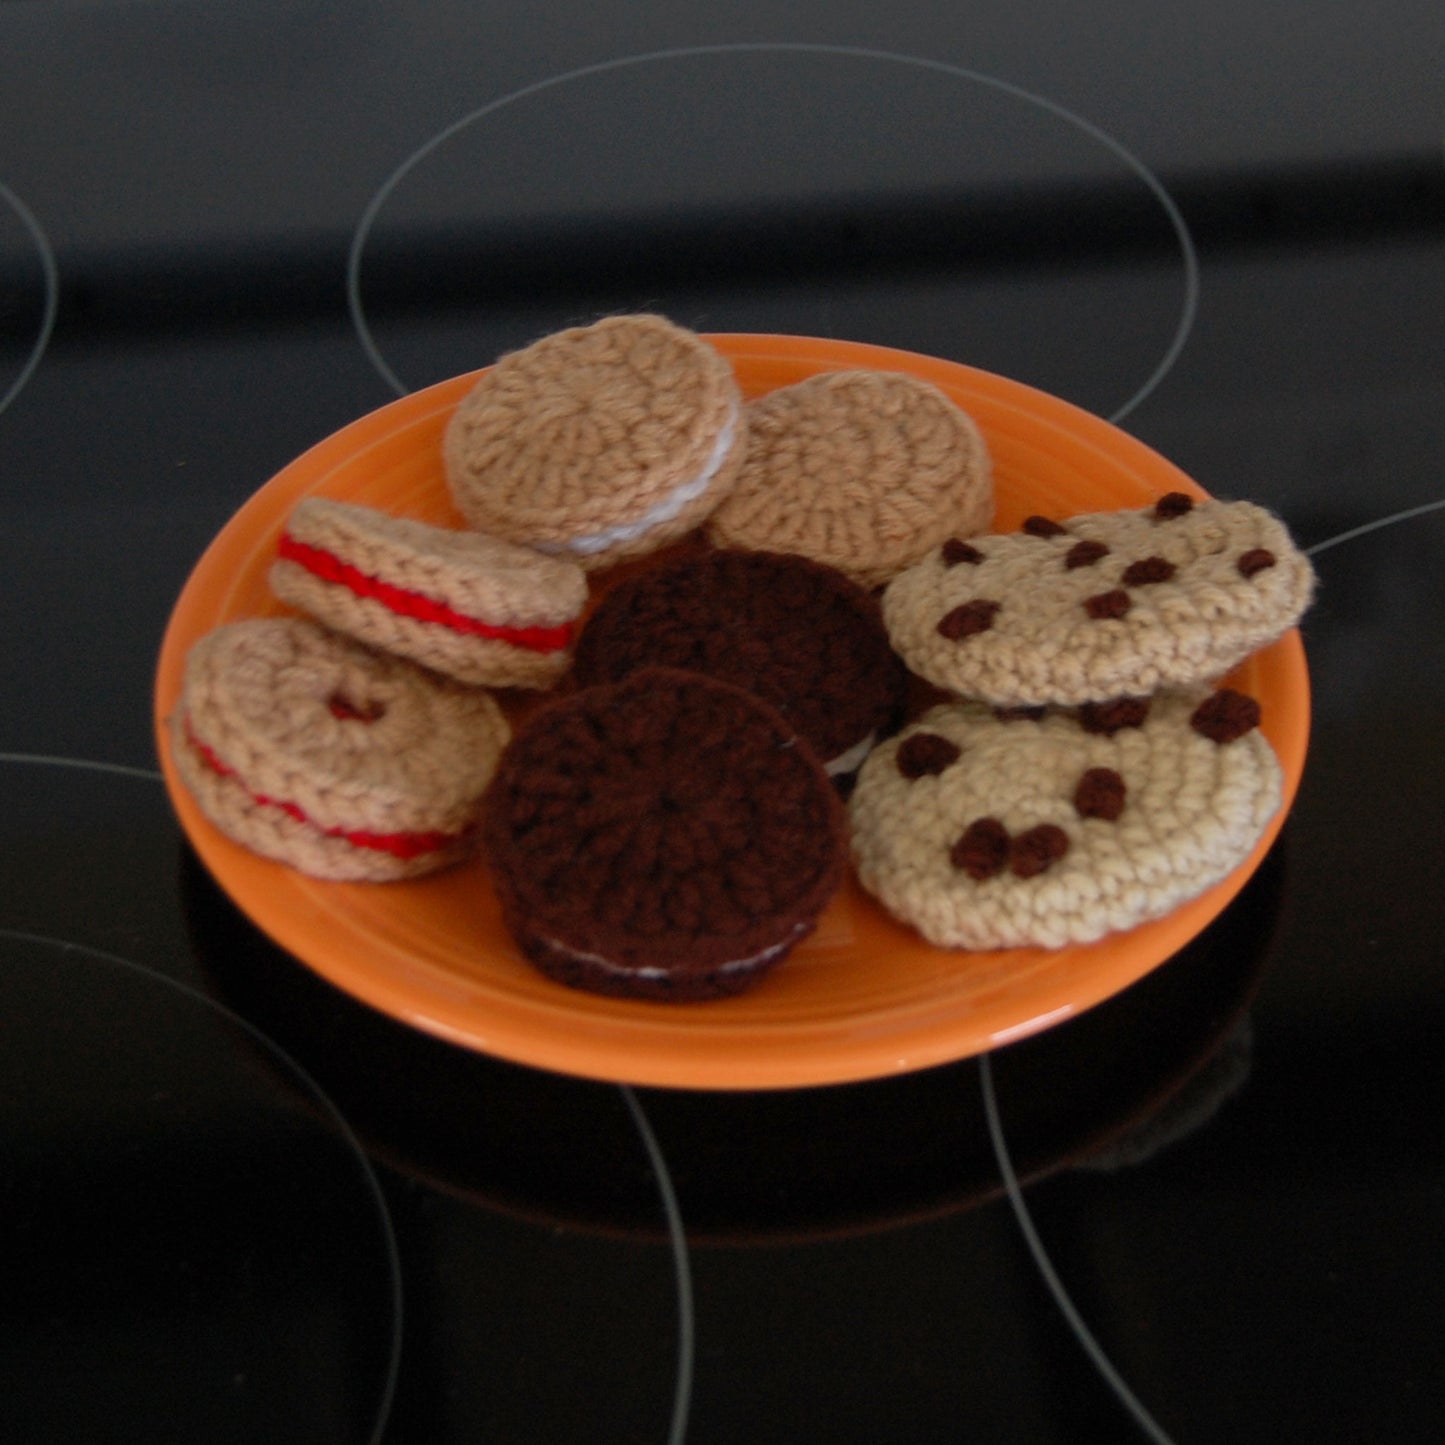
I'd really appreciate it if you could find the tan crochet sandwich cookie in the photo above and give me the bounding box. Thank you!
[270,497,587,689]
[849,686,1282,950]
[706,368,993,587]
[882,493,1315,707]
[171,617,510,881]
[443,314,747,570]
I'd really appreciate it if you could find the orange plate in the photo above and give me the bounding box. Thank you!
[154,334,1309,1090]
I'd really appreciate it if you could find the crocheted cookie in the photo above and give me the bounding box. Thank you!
[482,667,846,1001]
[849,686,1282,950]
[270,498,587,689]
[881,493,1315,707]
[443,314,747,570]
[706,369,993,587]
[172,617,510,881]
[571,548,907,779]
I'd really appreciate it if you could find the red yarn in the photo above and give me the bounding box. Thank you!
[185,715,460,860]
[277,533,574,652]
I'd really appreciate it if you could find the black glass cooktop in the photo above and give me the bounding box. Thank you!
[3,9,1443,1442]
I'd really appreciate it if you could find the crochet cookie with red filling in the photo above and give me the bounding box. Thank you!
[270,498,587,689]
[171,617,510,881]
[848,686,1282,950]
[881,493,1315,707]
[482,667,847,1001]
[706,368,993,587]
[443,314,747,571]
[571,548,906,780]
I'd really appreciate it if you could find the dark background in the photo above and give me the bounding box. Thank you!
[2,4,1443,1441]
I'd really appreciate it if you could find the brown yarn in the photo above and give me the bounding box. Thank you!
[1190,688,1262,743]
[1154,492,1195,520]
[442,314,747,570]
[172,617,510,881]
[1065,540,1110,569]
[896,732,962,778]
[707,368,994,587]
[882,497,1317,708]
[1083,589,1133,620]
[1078,698,1152,735]
[1074,767,1128,820]
[483,668,846,1000]
[571,547,906,773]
[270,497,588,689]
[849,687,1284,950]
[1022,515,1069,538]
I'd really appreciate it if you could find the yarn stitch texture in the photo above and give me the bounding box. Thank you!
[442,314,747,570]
[482,667,846,1000]
[270,497,587,689]
[571,547,906,773]
[707,368,994,587]
[173,617,510,881]
[881,495,1316,707]
[848,688,1282,950]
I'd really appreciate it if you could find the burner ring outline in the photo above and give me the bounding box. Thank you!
[346,42,1199,424]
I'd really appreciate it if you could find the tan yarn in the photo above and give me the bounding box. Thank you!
[706,369,993,587]
[270,497,587,689]
[442,314,747,570]
[882,497,1316,707]
[849,689,1283,950]
[172,617,510,881]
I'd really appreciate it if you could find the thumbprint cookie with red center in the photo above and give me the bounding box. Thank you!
[171,617,510,880]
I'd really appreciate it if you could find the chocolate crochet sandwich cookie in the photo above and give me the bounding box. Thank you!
[443,314,747,571]
[848,686,1282,951]
[706,368,993,587]
[482,667,847,1001]
[270,498,587,689]
[571,548,907,780]
[172,617,510,881]
[881,493,1316,707]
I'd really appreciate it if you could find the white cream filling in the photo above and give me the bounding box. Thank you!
[538,919,806,982]
[825,731,878,778]
[537,403,739,557]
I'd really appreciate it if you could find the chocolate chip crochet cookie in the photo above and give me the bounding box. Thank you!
[172,617,510,881]
[571,547,906,779]
[271,498,587,689]
[482,667,846,1000]
[881,493,1315,707]
[706,369,993,587]
[848,686,1282,950]
[443,314,747,570]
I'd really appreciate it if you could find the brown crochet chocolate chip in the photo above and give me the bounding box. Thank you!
[1074,767,1128,821]
[950,817,1011,880]
[1077,697,1151,735]
[896,732,962,779]
[1121,555,1178,586]
[941,538,985,566]
[1190,688,1261,743]
[1009,824,1070,879]
[1154,492,1195,520]
[938,599,1002,640]
[1064,540,1110,570]
[1237,548,1278,578]
[994,705,1048,723]
[1023,515,1069,538]
[1083,589,1132,620]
